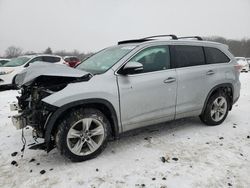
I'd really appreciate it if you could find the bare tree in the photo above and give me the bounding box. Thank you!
[5,46,23,58]
[44,47,52,54]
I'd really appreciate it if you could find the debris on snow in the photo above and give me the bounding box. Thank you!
[161,155,170,163]
[172,157,179,161]
[11,160,18,166]
[29,158,35,163]
[40,170,46,175]
[11,152,18,157]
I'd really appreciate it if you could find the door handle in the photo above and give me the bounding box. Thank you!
[164,77,176,83]
[206,70,215,75]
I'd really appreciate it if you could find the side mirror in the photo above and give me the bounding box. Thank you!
[121,62,143,75]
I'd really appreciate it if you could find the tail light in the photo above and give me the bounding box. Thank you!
[234,64,242,72]
[63,61,69,66]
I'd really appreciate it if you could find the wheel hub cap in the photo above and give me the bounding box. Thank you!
[66,118,105,156]
[211,96,227,122]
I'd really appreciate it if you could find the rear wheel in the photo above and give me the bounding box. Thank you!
[200,91,229,126]
[55,108,110,162]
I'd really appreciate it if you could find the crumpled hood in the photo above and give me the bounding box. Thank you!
[15,61,90,86]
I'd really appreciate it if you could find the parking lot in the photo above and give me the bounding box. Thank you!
[0,73,249,188]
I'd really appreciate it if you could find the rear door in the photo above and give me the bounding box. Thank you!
[117,45,177,131]
[171,45,210,118]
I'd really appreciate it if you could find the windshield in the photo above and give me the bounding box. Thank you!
[77,46,135,74]
[3,57,31,67]
[0,60,9,66]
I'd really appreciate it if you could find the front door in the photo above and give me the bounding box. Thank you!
[117,45,177,131]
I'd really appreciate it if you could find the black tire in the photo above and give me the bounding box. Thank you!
[55,108,110,162]
[200,91,229,126]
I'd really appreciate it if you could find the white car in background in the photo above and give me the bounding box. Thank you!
[0,54,65,87]
[236,57,249,72]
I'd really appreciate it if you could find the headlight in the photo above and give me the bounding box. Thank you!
[0,69,14,75]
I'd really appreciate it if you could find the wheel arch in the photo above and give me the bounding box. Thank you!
[44,98,120,152]
[201,83,234,114]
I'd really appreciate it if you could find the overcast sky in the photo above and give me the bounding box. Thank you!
[0,0,249,56]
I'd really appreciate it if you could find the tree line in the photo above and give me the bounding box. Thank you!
[2,36,250,59]
[205,36,250,57]
[2,46,93,60]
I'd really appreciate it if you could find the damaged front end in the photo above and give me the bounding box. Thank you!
[11,62,91,149]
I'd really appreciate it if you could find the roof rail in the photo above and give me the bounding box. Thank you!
[142,34,178,40]
[178,36,203,40]
[118,38,152,45]
[118,34,178,45]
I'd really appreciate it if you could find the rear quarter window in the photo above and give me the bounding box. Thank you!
[42,56,61,63]
[204,47,230,64]
[170,45,205,68]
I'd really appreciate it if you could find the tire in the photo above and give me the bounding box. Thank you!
[55,108,110,162]
[11,75,18,90]
[200,91,229,126]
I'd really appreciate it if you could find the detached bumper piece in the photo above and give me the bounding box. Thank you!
[11,114,27,129]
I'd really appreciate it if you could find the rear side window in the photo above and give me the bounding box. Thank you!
[65,57,79,62]
[204,47,230,64]
[171,45,205,68]
[42,56,61,63]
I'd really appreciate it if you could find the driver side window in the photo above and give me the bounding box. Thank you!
[128,45,170,74]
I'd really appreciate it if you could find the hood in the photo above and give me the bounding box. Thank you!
[15,61,91,86]
[0,66,20,75]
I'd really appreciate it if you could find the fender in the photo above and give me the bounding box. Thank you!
[44,98,119,152]
[201,83,234,114]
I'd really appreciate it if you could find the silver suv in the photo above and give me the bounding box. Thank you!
[11,35,241,162]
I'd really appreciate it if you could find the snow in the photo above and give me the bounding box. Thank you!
[0,74,250,188]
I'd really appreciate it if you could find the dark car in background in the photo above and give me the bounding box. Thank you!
[64,56,80,67]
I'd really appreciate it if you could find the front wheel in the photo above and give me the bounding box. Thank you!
[55,108,110,162]
[200,92,229,126]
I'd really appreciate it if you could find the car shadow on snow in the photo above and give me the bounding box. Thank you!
[101,117,205,156]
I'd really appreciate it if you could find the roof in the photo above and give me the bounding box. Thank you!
[18,54,63,59]
[117,39,226,49]
[117,35,226,48]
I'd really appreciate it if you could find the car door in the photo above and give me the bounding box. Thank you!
[170,45,212,119]
[117,45,177,132]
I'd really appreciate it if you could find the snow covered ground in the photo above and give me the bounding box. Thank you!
[0,73,249,188]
